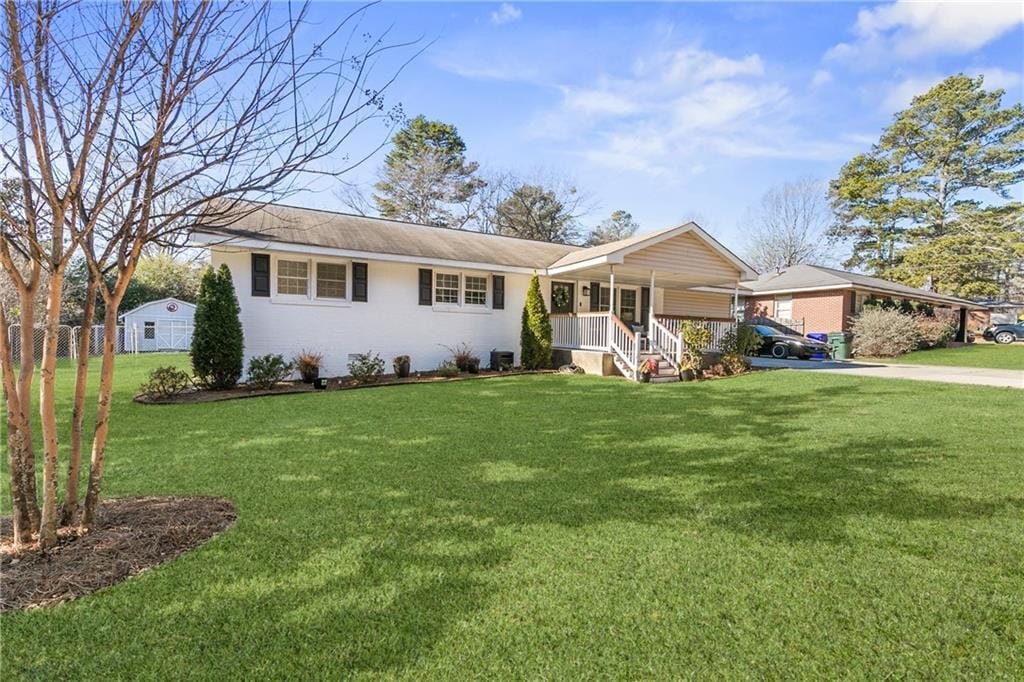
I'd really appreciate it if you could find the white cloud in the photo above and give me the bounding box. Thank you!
[490,3,522,26]
[811,69,833,87]
[827,1,1023,63]
[881,68,1023,112]
[530,43,856,177]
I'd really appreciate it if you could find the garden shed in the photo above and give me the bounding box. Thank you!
[119,297,196,352]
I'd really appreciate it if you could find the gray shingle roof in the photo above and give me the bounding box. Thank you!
[741,264,983,308]
[199,202,583,270]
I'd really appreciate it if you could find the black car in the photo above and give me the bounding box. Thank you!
[752,325,832,360]
[983,322,1024,344]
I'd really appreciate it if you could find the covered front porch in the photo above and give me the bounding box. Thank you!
[542,222,756,380]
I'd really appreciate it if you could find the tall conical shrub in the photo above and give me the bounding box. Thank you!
[520,274,552,369]
[191,264,244,389]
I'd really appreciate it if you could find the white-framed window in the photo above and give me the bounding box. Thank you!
[435,273,460,304]
[464,275,487,306]
[775,295,793,320]
[277,259,309,296]
[144,321,155,339]
[597,286,611,312]
[619,289,637,323]
[316,262,346,300]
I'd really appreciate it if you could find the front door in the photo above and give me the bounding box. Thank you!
[551,281,575,314]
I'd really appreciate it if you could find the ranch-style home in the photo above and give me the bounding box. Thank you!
[191,202,758,380]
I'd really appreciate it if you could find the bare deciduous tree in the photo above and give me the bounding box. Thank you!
[1,0,416,547]
[743,179,834,274]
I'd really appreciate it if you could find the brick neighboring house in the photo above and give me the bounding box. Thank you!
[740,264,987,341]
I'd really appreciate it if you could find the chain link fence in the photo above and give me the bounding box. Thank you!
[6,324,139,361]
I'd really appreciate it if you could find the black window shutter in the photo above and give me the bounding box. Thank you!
[590,281,601,311]
[641,287,651,326]
[252,254,270,297]
[418,268,433,305]
[352,262,368,302]
[492,275,505,310]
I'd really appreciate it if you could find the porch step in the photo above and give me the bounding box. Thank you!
[649,374,680,384]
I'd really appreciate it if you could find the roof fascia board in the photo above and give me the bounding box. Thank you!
[545,254,619,275]
[191,232,540,275]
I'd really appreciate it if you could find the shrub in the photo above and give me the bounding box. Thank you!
[393,355,411,378]
[139,366,193,399]
[247,354,293,390]
[444,342,480,373]
[191,264,244,389]
[435,360,460,377]
[348,351,385,383]
[520,274,552,369]
[915,315,954,349]
[679,320,713,374]
[294,350,323,382]
[718,323,760,373]
[850,308,921,357]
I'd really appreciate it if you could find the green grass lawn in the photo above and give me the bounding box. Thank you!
[883,344,1024,370]
[3,354,1023,678]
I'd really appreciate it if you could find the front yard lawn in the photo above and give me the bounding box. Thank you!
[3,354,1022,678]
[887,344,1024,370]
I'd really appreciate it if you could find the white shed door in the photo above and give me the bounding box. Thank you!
[156,319,192,350]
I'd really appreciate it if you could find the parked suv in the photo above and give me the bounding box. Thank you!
[983,322,1024,344]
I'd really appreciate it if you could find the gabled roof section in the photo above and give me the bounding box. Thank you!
[742,264,985,309]
[548,222,758,278]
[195,201,582,271]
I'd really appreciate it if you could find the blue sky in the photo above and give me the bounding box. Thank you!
[300,1,1023,253]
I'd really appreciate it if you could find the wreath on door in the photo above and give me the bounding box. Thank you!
[552,286,570,310]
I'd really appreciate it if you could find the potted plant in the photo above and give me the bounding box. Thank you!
[294,350,323,383]
[638,358,657,383]
[393,355,411,378]
[466,356,480,374]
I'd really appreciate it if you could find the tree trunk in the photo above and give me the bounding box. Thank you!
[37,265,66,547]
[61,276,97,526]
[0,306,37,547]
[80,304,119,531]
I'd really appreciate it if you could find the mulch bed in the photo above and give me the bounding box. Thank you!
[136,369,556,404]
[0,496,236,612]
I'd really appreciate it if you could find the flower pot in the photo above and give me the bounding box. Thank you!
[393,357,411,378]
[467,359,480,374]
[680,368,695,382]
[313,377,329,390]
[300,367,319,384]
[640,373,651,383]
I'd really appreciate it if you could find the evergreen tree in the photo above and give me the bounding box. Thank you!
[520,274,552,369]
[191,264,244,389]
[373,115,484,227]
[586,210,639,246]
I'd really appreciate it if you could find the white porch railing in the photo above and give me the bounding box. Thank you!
[649,317,682,366]
[656,317,736,352]
[551,312,609,351]
[609,313,639,380]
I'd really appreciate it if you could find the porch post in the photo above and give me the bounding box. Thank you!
[607,266,616,349]
[649,270,656,326]
[733,283,740,322]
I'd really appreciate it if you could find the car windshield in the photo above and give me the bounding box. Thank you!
[754,325,777,336]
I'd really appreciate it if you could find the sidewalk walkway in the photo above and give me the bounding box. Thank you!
[750,357,1024,389]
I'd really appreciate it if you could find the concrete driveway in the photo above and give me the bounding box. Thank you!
[750,357,1024,389]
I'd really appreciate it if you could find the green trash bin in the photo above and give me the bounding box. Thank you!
[828,332,852,360]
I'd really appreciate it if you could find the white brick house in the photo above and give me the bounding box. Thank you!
[192,202,757,380]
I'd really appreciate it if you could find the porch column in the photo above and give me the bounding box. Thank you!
[649,270,656,326]
[607,266,616,348]
[733,283,740,322]
[956,306,968,342]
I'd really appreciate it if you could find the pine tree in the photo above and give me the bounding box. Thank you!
[520,274,552,369]
[191,264,244,389]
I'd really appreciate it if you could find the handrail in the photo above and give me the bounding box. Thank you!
[551,311,609,351]
[608,312,638,380]
[649,317,681,367]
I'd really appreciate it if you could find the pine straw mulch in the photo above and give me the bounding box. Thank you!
[136,369,556,404]
[0,496,236,612]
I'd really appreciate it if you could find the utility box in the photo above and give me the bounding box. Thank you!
[489,350,515,371]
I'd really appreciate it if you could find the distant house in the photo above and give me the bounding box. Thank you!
[741,264,987,340]
[974,300,1024,329]
[191,202,757,380]
[119,297,196,352]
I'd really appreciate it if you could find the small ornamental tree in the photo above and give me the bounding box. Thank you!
[521,274,552,369]
[191,265,244,389]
